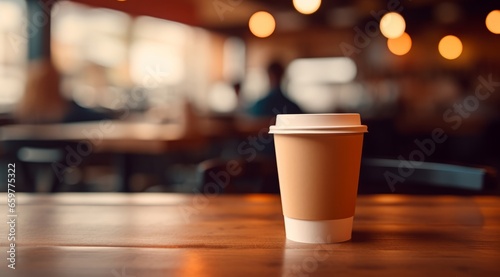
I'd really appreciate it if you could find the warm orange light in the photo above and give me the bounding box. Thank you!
[380,12,406,39]
[486,10,500,34]
[387,32,412,56]
[438,35,463,60]
[293,0,321,15]
[249,11,275,38]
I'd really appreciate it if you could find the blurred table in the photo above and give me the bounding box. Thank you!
[0,193,499,276]
[0,121,223,192]
[0,121,217,154]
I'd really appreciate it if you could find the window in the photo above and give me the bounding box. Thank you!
[51,1,227,119]
[285,57,363,113]
[0,0,27,112]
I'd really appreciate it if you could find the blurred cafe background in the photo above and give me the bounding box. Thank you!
[0,0,499,194]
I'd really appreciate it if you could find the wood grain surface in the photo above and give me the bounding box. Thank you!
[0,193,499,277]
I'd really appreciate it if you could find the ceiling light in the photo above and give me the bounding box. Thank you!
[486,10,500,34]
[380,12,406,39]
[387,32,412,56]
[249,11,276,38]
[293,0,321,15]
[438,35,463,60]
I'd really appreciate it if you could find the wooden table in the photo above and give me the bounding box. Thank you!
[0,194,499,276]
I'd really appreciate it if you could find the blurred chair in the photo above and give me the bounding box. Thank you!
[1,140,75,192]
[197,157,279,194]
[197,156,497,195]
[359,158,498,195]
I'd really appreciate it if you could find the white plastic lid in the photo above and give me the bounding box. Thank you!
[284,216,353,243]
[269,114,367,134]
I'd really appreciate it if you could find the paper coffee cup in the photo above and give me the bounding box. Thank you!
[269,114,367,243]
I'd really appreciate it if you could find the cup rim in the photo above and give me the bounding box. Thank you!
[275,113,361,116]
[270,124,365,130]
[270,113,367,134]
[269,125,368,134]
[269,125,367,134]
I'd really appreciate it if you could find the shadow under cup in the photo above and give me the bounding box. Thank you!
[269,114,367,243]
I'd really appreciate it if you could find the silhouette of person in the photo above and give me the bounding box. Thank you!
[248,61,303,117]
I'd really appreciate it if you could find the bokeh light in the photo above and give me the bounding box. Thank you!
[438,35,463,60]
[208,82,237,113]
[486,10,500,34]
[387,32,412,56]
[380,12,406,39]
[248,11,275,38]
[293,0,321,15]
